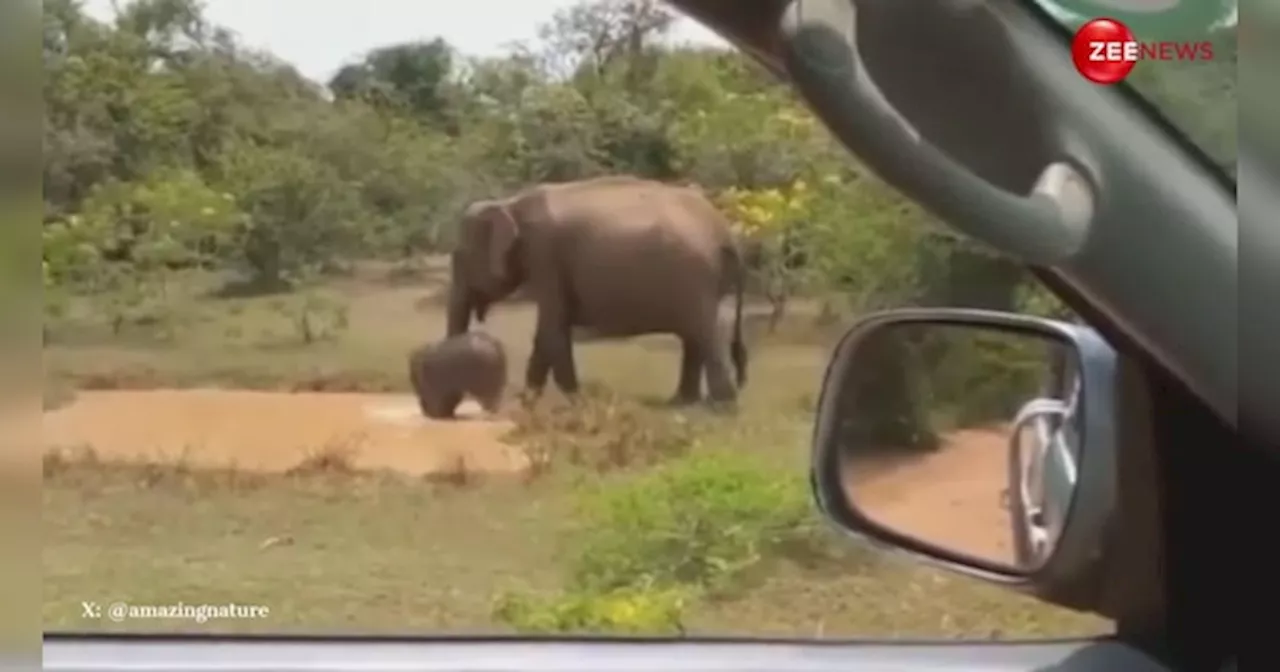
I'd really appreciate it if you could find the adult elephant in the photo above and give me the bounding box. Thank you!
[445,175,748,405]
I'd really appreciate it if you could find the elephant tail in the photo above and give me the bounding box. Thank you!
[726,245,748,389]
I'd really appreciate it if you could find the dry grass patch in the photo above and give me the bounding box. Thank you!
[505,383,703,476]
[285,434,364,477]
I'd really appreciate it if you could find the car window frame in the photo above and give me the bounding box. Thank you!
[1018,1,1237,193]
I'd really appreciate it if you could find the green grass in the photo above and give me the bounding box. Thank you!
[43,450,1104,637]
[42,261,1110,638]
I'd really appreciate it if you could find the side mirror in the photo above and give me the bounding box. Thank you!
[810,308,1118,602]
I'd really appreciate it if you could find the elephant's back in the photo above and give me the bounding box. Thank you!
[458,330,506,363]
[561,184,729,247]
[565,226,726,336]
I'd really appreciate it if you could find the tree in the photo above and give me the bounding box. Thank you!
[329,39,461,132]
[214,141,362,288]
[538,0,675,82]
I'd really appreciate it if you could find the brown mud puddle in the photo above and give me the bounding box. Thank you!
[42,389,526,475]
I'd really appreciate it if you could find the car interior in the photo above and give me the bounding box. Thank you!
[43,1,1255,671]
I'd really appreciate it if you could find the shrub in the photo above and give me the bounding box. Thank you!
[492,584,691,635]
[282,291,351,344]
[505,383,698,473]
[565,451,823,595]
[923,328,1050,428]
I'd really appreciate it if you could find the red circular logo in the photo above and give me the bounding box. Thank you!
[1071,18,1137,85]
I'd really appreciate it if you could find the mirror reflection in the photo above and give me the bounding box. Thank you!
[832,322,1081,570]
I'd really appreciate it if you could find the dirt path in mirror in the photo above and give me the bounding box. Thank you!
[42,390,528,475]
[846,429,1015,564]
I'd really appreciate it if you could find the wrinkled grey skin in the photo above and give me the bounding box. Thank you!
[446,175,748,405]
[407,330,508,419]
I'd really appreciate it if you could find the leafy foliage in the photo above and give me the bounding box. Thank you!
[493,585,691,635]
[565,451,822,594]
[491,449,851,634]
[43,0,1234,302]
[505,383,699,473]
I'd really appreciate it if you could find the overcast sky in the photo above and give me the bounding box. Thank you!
[80,0,729,84]
[77,0,1237,85]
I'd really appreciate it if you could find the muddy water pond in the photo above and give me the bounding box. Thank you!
[42,389,526,475]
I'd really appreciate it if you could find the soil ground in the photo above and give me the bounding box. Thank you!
[44,390,1014,563]
[43,390,525,475]
[41,261,1105,638]
[846,428,1015,564]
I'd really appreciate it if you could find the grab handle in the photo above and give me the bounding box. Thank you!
[780,0,1095,265]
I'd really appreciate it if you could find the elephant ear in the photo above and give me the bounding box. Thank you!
[482,203,518,282]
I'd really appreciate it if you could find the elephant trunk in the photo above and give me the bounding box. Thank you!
[446,285,493,338]
[446,285,472,337]
[446,247,493,336]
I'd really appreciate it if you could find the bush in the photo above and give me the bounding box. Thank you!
[565,451,822,595]
[923,328,1051,428]
[492,584,691,635]
[831,323,1058,456]
[493,448,860,634]
[505,383,698,473]
[831,328,940,455]
[279,291,351,344]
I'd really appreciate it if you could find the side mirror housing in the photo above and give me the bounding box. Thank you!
[809,308,1119,611]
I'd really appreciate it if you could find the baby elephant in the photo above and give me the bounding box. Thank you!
[407,330,508,419]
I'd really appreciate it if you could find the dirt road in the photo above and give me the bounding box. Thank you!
[847,429,1015,564]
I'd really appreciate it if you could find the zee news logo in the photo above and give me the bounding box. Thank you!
[1071,17,1215,85]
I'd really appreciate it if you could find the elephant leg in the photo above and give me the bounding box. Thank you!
[440,391,463,419]
[409,367,433,417]
[524,268,578,397]
[479,392,503,414]
[524,344,551,395]
[531,320,579,397]
[702,327,738,406]
[541,330,580,395]
[669,337,704,405]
